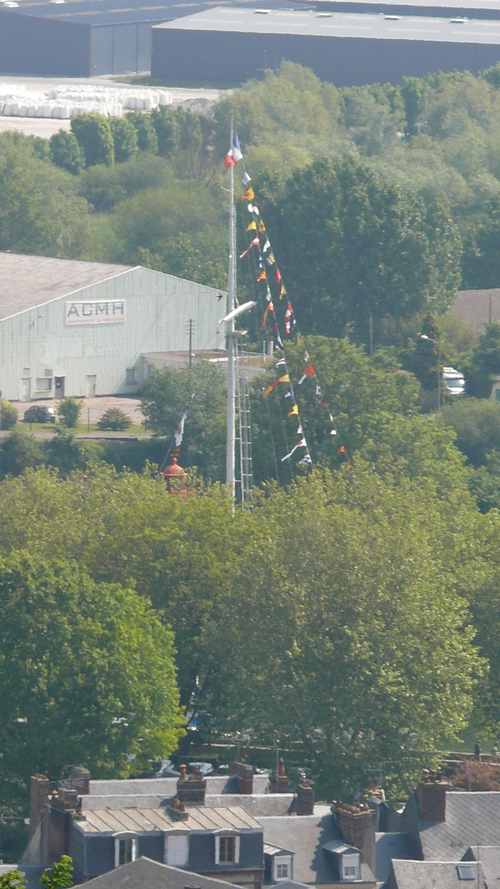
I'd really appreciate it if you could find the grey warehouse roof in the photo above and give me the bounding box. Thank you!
[154,6,500,43]
[307,0,500,19]
[0,253,133,322]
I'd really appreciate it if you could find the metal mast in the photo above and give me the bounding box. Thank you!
[226,119,237,499]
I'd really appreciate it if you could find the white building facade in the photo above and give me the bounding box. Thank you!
[0,254,226,401]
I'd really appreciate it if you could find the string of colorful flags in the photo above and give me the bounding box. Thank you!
[224,135,351,471]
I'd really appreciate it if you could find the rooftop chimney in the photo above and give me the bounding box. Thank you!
[417,770,447,822]
[296,776,315,815]
[332,802,376,875]
[229,762,253,794]
[176,765,206,806]
[29,775,50,837]
[269,758,290,794]
[70,766,90,795]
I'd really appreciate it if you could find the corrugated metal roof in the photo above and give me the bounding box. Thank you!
[78,806,262,834]
[0,253,133,322]
[153,6,500,42]
[7,0,287,25]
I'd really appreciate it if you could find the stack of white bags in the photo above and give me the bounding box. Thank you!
[0,82,172,119]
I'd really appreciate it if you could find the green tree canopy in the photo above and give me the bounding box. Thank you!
[49,130,85,176]
[141,365,226,482]
[109,116,139,164]
[70,114,114,167]
[0,553,184,801]
[203,468,484,797]
[255,156,461,344]
[0,136,89,257]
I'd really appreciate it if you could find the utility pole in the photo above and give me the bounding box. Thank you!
[187,319,195,369]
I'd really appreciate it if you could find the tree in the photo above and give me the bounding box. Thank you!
[42,429,87,478]
[41,856,73,889]
[250,336,420,485]
[109,117,138,164]
[70,114,114,168]
[464,322,500,397]
[97,408,131,431]
[127,112,158,155]
[202,469,484,798]
[151,106,181,158]
[0,554,184,800]
[57,398,82,429]
[0,399,18,430]
[257,156,462,344]
[0,872,26,889]
[0,137,89,258]
[49,131,85,176]
[0,431,42,479]
[141,365,226,482]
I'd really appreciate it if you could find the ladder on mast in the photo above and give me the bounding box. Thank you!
[235,340,253,506]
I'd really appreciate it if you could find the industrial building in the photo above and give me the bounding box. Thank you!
[0,254,226,402]
[151,7,500,86]
[0,0,288,77]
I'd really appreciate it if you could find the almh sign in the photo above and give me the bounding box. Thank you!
[66,300,126,325]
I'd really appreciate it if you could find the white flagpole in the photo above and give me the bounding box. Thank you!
[226,117,236,500]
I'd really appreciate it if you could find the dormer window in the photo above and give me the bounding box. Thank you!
[275,858,292,880]
[164,832,189,867]
[113,833,138,868]
[215,833,240,865]
[342,853,360,881]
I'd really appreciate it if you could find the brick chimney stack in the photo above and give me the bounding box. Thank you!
[296,776,315,816]
[229,762,254,794]
[417,770,447,822]
[269,758,290,794]
[333,802,376,875]
[29,775,50,837]
[176,765,207,806]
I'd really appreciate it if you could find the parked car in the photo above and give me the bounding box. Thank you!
[23,405,56,423]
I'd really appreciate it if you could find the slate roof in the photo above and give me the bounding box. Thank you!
[258,812,374,885]
[374,832,419,884]
[77,805,261,835]
[388,858,486,889]
[73,856,243,889]
[0,253,133,322]
[403,791,500,861]
[462,845,500,884]
[452,289,500,330]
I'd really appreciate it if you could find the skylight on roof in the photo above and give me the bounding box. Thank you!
[457,865,475,881]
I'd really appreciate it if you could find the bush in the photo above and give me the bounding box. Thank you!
[97,407,131,431]
[1,399,18,430]
[57,398,82,429]
[452,760,500,791]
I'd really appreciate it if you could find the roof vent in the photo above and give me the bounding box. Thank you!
[317,11,333,15]
[450,16,467,21]
[384,14,399,19]
[254,8,271,13]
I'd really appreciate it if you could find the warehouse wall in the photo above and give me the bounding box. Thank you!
[0,9,90,77]
[151,27,500,86]
[91,22,153,75]
[0,268,226,401]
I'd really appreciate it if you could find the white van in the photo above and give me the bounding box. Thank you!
[442,366,465,396]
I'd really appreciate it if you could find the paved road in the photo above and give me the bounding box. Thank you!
[15,395,144,426]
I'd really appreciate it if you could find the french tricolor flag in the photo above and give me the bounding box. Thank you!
[224,135,243,168]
